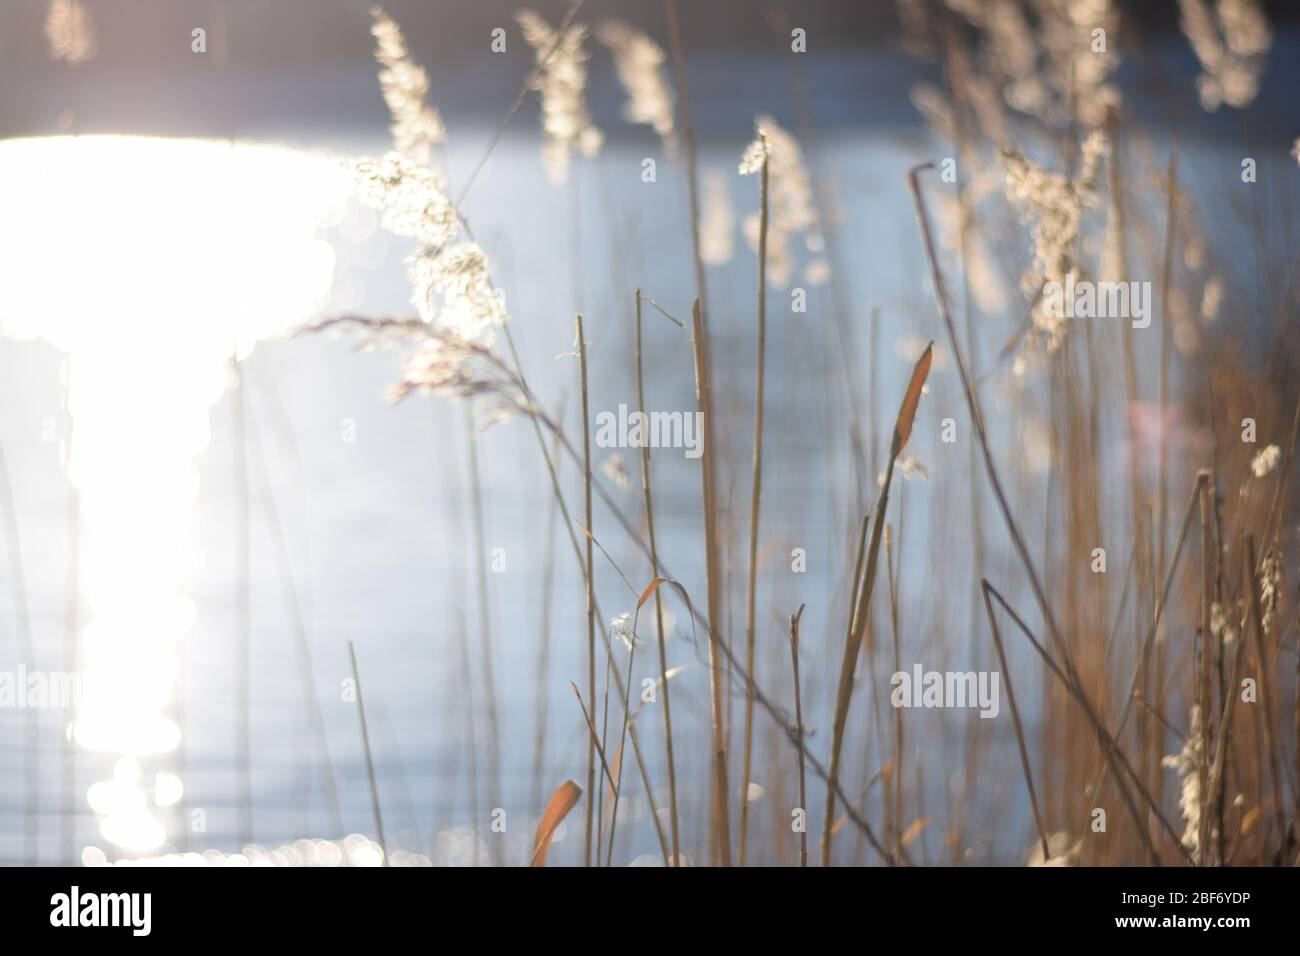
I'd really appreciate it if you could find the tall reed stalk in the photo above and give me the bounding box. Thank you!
[788,604,808,867]
[738,135,769,867]
[981,582,1050,862]
[464,400,502,863]
[1197,473,1213,862]
[530,410,564,817]
[634,290,680,864]
[577,314,597,866]
[690,300,731,865]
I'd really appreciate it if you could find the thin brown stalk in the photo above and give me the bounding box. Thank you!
[690,299,731,865]
[595,573,612,865]
[634,289,680,865]
[1198,473,1213,862]
[788,604,808,867]
[604,621,639,867]
[577,313,597,867]
[982,580,1190,865]
[845,511,870,653]
[454,610,481,864]
[649,576,890,860]
[981,581,1050,863]
[564,531,669,866]
[627,721,672,865]
[426,307,691,618]
[1106,107,1155,804]
[465,400,502,864]
[886,523,903,854]
[738,136,769,867]
[1206,555,1249,863]
[347,640,388,866]
[570,682,619,795]
[1153,154,1179,815]
[529,405,565,817]
[851,506,885,855]
[1156,151,1178,606]
[447,325,675,865]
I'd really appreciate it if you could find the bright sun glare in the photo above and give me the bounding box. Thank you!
[0,135,352,853]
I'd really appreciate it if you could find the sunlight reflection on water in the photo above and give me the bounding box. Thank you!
[0,135,353,854]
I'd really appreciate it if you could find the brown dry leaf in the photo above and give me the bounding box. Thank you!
[531,780,582,867]
[900,816,933,849]
[637,576,668,609]
[891,342,933,457]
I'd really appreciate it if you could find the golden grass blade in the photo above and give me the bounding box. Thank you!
[637,576,668,610]
[822,342,933,865]
[531,780,583,867]
[890,342,932,457]
[899,816,932,850]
